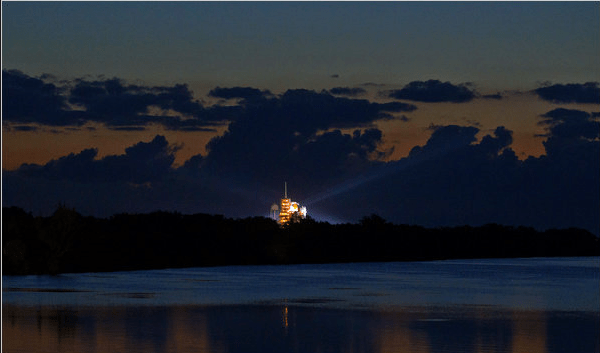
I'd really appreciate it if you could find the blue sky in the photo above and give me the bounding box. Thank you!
[3,2,598,91]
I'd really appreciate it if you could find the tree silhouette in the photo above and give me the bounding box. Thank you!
[2,206,598,275]
[37,204,83,274]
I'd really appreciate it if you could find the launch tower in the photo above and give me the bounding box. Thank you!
[278,182,307,225]
[279,182,291,225]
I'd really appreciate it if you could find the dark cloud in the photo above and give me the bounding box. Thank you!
[9,125,39,132]
[2,69,84,126]
[39,73,58,81]
[330,74,339,78]
[479,126,513,155]
[276,89,416,129]
[4,87,419,218]
[292,129,392,183]
[538,108,599,140]
[537,109,600,164]
[167,126,217,132]
[315,117,598,233]
[482,93,503,100]
[328,87,366,97]
[3,70,598,234]
[15,135,177,184]
[377,102,418,114]
[540,107,592,122]
[535,82,600,104]
[177,154,204,177]
[4,113,598,234]
[408,125,479,157]
[208,86,271,100]
[68,78,208,127]
[388,80,476,103]
[4,71,417,132]
[201,89,413,195]
[109,126,147,131]
[2,70,222,130]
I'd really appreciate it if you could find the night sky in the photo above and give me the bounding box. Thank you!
[2,2,599,234]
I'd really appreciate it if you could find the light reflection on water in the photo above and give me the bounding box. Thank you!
[3,304,599,353]
[3,257,599,353]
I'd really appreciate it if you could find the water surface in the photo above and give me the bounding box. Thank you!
[3,257,599,353]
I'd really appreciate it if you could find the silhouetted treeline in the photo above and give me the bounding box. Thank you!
[3,206,599,275]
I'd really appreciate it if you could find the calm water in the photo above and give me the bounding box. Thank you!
[3,257,599,353]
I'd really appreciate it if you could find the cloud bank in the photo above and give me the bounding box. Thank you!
[5,107,598,233]
[3,70,415,132]
[2,70,220,130]
[208,86,272,100]
[3,71,598,233]
[535,82,600,104]
[16,136,176,184]
[387,80,476,103]
[315,108,599,233]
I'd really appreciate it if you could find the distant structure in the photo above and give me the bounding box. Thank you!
[270,203,279,220]
[278,182,307,225]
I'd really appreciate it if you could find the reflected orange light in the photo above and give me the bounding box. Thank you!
[373,312,430,353]
[2,305,225,353]
[1,304,567,353]
[511,310,547,353]
[283,306,289,328]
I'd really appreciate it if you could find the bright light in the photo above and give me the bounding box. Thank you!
[300,206,307,217]
[277,184,308,225]
[290,202,299,213]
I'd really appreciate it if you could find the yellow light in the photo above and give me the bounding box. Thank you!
[279,198,291,224]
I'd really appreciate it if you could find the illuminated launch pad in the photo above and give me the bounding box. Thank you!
[274,182,307,225]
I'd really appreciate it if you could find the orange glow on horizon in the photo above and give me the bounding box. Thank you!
[3,93,595,170]
[2,123,226,170]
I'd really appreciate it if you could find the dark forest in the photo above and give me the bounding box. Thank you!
[3,206,599,275]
